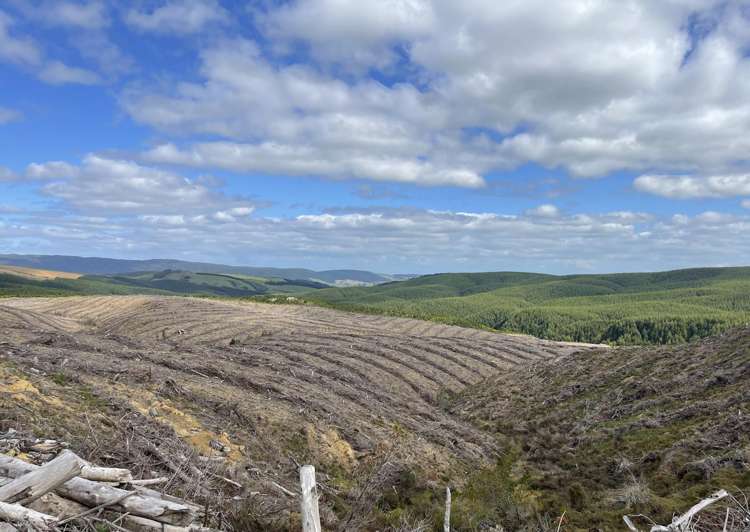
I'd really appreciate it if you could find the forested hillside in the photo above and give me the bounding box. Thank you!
[304,267,750,344]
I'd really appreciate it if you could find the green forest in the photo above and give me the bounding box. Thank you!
[303,267,750,345]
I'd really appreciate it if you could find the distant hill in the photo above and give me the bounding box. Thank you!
[93,270,327,296]
[0,264,81,280]
[451,325,750,529]
[0,254,410,286]
[0,267,328,298]
[304,267,750,344]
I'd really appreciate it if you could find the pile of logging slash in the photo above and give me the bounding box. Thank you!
[0,433,213,531]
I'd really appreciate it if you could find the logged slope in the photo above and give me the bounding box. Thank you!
[0,295,601,529]
[306,267,750,344]
[451,328,750,530]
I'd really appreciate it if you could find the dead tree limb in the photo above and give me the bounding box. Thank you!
[0,450,84,505]
[0,500,57,530]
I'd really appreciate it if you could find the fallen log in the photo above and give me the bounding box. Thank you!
[0,455,196,526]
[80,465,133,484]
[128,477,169,487]
[0,450,83,506]
[118,514,219,532]
[0,523,18,531]
[0,500,57,530]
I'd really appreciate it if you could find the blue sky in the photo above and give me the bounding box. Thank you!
[2,0,750,274]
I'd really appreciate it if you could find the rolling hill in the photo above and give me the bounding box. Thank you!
[304,267,750,345]
[0,254,410,286]
[0,268,328,298]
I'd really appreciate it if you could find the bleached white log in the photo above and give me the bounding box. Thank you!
[128,477,169,486]
[444,486,451,532]
[299,465,321,532]
[80,465,133,483]
[0,450,84,505]
[0,500,57,530]
[0,455,195,526]
[627,489,730,532]
[118,514,218,531]
[0,523,18,531]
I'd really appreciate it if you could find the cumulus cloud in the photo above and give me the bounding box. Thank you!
[634,173,750,199]
[0,10,41,65]
[121,1,750,187]
[26,161,78,180]
[31,155,254,214]
[125,0,229,34]
[525,204,560,218]
[125,38,490,187]
[263,0,434,69]
[0,9,102,85]
[48,1,107,28]
[38,61,100,85]
[18,1,109,29]
[743,200,750,209]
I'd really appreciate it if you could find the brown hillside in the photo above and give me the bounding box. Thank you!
[0,295,601,530]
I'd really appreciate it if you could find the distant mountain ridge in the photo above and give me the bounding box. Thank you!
[0,254,411,286]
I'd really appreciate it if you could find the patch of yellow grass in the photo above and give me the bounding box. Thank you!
[0,366,64,408]
[130,392,245,461]
[0,265,81,280]
[305,424,357,471]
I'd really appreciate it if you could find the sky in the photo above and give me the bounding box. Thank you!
[1,0,750,274]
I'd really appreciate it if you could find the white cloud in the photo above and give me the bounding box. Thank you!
[742,199,750,209]
[263,0,434,69]
[38,61,100,85]
[0,107,21,124]
[31,155,254,214]
[51,1,107,28]
[125,0,228,34]
[0,10,42,65]
[122,1,750,186]
[4,206,750,273]
[0,9,103,85]
[37,1,108,28]
[26,161,78,180]
[634,173,750,198]
[525,204,560,218]
[145,142,484,188]
[126,38,489,187]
